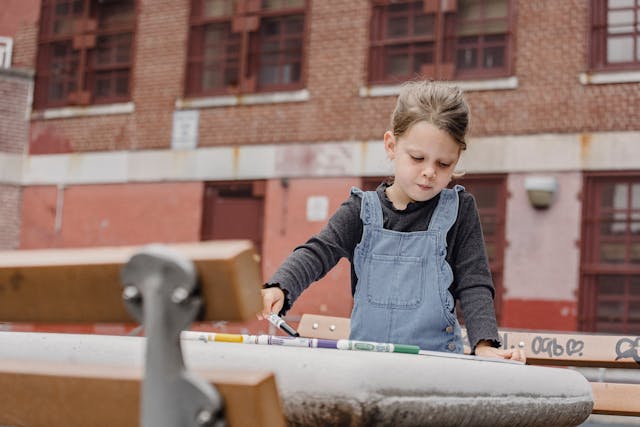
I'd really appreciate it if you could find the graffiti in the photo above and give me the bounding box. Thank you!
[530,336,585,358]
[615,337,640,366]
[501,332,585,358]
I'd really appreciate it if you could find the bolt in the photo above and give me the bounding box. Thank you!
[171,287,190,304]
[196,409,213,426]
[122,286,141,301]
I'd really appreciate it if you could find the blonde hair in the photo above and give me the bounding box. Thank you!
[390,80,469,151]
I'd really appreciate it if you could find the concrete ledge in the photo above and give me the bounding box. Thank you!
[0,331,593,426]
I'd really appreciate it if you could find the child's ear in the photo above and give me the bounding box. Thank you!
[384,131,396,160]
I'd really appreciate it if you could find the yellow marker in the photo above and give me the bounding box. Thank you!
[213,333,244,343]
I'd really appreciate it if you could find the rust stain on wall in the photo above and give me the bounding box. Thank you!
[29,124,72,155]
[579,133,591,164]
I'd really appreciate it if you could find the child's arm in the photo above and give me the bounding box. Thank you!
[449,192,503,351]
[259,194,362,317]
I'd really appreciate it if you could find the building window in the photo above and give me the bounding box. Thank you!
[201,181,265,253]
[363,175,507,323]
[368,0,512,83]
[35,0,136,109]
[580,173,640,334]
[591,0,640,71]
[186,0,307,96]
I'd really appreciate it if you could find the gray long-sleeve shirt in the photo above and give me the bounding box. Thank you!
[268,183,501,351]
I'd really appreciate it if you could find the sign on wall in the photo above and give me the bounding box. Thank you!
[171,110,199,150]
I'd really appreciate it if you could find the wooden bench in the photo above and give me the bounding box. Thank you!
[298,313,640,418]
[0,241,286,427]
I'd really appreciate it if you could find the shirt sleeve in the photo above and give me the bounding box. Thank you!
[267,194,362,310]
[449,192,502,351]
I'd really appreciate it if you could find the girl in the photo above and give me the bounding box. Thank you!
[260,80,525,362]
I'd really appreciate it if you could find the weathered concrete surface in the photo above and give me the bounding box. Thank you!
[0,332,593,426]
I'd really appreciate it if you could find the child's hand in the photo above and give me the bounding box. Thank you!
[258,286,285,320]
[474,341,527,363]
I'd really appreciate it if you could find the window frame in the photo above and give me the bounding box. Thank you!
[34,0,137,110]
[579,171,640,334]
[185,0,309,97]
[367,0,514,85]
[590,0,640,72]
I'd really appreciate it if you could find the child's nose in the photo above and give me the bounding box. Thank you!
[422,166,436,178]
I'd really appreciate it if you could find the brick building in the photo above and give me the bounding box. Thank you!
[1,0,639,334]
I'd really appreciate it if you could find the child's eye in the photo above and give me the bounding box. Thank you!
[410,155,423,161]
[439,162,451,168]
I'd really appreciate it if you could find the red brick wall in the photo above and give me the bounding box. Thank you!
[0,69,31,249]
[0,70,31,154]
[20,182,204,249]
[0,184,22,249]
[15,0,640,154]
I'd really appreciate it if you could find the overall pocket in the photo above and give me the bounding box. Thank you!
[366,254,424,309]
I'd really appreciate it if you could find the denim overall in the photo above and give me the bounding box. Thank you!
[349,185,464,353]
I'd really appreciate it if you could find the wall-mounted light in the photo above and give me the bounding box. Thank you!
[524,176,558,209]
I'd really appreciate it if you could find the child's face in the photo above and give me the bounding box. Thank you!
[384,121,460,209]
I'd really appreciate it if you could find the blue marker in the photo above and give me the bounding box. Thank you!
[267,313,300,337]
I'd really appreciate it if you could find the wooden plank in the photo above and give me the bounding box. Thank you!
[298,313,350,340]
[498,330,640,369]
[591,382,640,416]
[0,359,286,427]
[0,241,262,323]
[298,314,640,369]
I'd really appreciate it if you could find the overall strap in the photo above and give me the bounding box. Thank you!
[350,187,383,227]
[427,185,464,233]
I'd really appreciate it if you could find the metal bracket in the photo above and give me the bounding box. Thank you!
[121,244,225,427]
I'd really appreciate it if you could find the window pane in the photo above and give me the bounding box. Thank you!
[608,10,635,33]
[597,300,624,322]
[632,184,640,208]
[203,69,223,89]
[97,0,135,30]
[600,242,626,263]
[262,0,304,10]
[472,185,498,208]
[601,183,628,209]
[629,302,640,323]
[598,275,625,295]
[609,0,635,7]
[631,241,640,262]
[387,52,410,76]
[203,0,235,17]
[486,0,508,19]
[284,15,304,34]
[388,16,409,38]
[600,219,628,235]
[607,36,635,62]
[95,34,132,66]
[53,0,79,35]
[457,46,478,69]
[413,14,435,36]
[484,45,504,68]
[632,276,640,296]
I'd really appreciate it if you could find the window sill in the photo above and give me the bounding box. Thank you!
[359,76,518,97]
[176,88,310,109]
[31,102,135,121]
[579,70,640,85]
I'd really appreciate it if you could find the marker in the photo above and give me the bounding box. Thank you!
[267,313,300,337]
